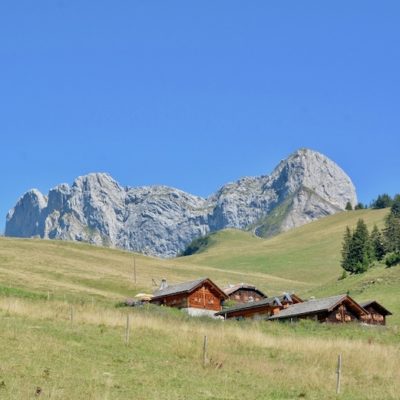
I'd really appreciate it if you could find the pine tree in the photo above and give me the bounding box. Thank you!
[371,194,393,209]
[341,226,353,272]
[341,219,374,274]
[391,194,400,218]
[384,213,400,254]
[345,202,353,211]
[370,224,385,261]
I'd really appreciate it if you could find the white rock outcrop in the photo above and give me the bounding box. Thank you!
[5,149,357,257]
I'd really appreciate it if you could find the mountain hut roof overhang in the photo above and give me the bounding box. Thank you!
[151,277,228,302]
[360,300,392,316]
[268,294,369,321]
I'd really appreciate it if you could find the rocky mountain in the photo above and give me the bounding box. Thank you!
[5,148,357,257]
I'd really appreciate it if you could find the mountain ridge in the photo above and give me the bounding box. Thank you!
[5,148,357,257]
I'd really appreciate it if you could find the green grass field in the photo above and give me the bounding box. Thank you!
[0,208,399,399]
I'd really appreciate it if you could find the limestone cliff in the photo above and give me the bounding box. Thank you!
[5,149,357,257]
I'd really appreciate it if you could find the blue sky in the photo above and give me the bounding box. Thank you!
[1,1,399,232]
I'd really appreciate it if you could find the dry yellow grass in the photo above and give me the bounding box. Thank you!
[0,296,399,399]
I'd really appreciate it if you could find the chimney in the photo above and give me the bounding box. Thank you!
[159,278,168,290]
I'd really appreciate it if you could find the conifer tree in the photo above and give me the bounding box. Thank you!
[371,194,393,209]
[384,213,400,254]
[345,202,353,211]
[341,226,352,272]
[340,219,374,274]
[370,224,385,261]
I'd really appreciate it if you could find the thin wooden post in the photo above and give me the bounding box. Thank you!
[125,314,130,345]
[336,354,342,395]
[70,305,74,325]
[203,335,208,367]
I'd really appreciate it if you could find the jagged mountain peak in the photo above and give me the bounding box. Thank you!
[5,149,357,257]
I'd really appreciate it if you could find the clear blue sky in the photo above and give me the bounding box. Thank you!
[1,1,399,232]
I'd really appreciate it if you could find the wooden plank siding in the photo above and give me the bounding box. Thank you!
[362,305,387,325]
[221,305,281,320]
[151,278,227,313]
[158,293,189,309]
[227,289,265,304]
[188,284,222,311]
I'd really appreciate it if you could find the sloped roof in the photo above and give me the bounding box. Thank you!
[152,277,227,300]
[360,300,392,316]
[215,295,288,316]
[269,294,367,320]
[223,283,267,297]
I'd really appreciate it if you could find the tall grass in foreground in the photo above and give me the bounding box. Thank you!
[0,297,399,399]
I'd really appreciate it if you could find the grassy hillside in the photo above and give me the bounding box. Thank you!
[1,208,400,399]
[177,209,388,285]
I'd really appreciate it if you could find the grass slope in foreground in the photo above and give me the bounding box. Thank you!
[0,298,399,399]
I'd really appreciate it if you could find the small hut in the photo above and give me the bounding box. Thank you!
[223,283,267,304]
[215,293,302,320]
[360,300,392,326]
[150,277,227,317]
[269,294,368,323]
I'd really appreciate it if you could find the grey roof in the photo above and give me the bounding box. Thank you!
[269,294,366,320]
[152,277,226,299]
[360,300,392,316]
[215,294,296,316]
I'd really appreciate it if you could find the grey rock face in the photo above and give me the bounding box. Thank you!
[5,148,357,257]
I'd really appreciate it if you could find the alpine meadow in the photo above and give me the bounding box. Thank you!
[0,207,399,399]
[2,2,400,399]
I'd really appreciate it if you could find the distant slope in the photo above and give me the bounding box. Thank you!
[0,235,304,303]
[178,209,388,285]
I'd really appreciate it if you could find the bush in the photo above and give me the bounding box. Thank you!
[384,252,400,268]
[180,235,211,256]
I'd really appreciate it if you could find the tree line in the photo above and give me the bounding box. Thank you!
[345,193,400,211]
[341,196,400,275]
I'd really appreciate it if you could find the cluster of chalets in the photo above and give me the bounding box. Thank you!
[127,278,392,325]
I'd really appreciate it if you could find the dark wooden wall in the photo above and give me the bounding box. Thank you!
[227,289,265,304]
[362,305,386,325]
[224,305,281,320]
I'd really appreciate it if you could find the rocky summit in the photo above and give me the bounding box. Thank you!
[5,149,357,257]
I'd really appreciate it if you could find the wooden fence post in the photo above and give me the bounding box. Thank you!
[203,335,208,367]
[125,314,130,345]
[70,305,74,325]
[336,354,342,395]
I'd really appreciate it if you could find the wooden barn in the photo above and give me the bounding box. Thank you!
[150,277,228,317]
[268,294,369,323]
[223,283,267,304]
[215,293,302,320]
[360,300,392,326]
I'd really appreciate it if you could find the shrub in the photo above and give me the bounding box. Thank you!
[384,252,400,268]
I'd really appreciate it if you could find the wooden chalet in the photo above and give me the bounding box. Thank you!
[150,277,228,317]
[223,283,267,304]
[215,293,303,320]
[268,294,369,323]
[360,300,392,326]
